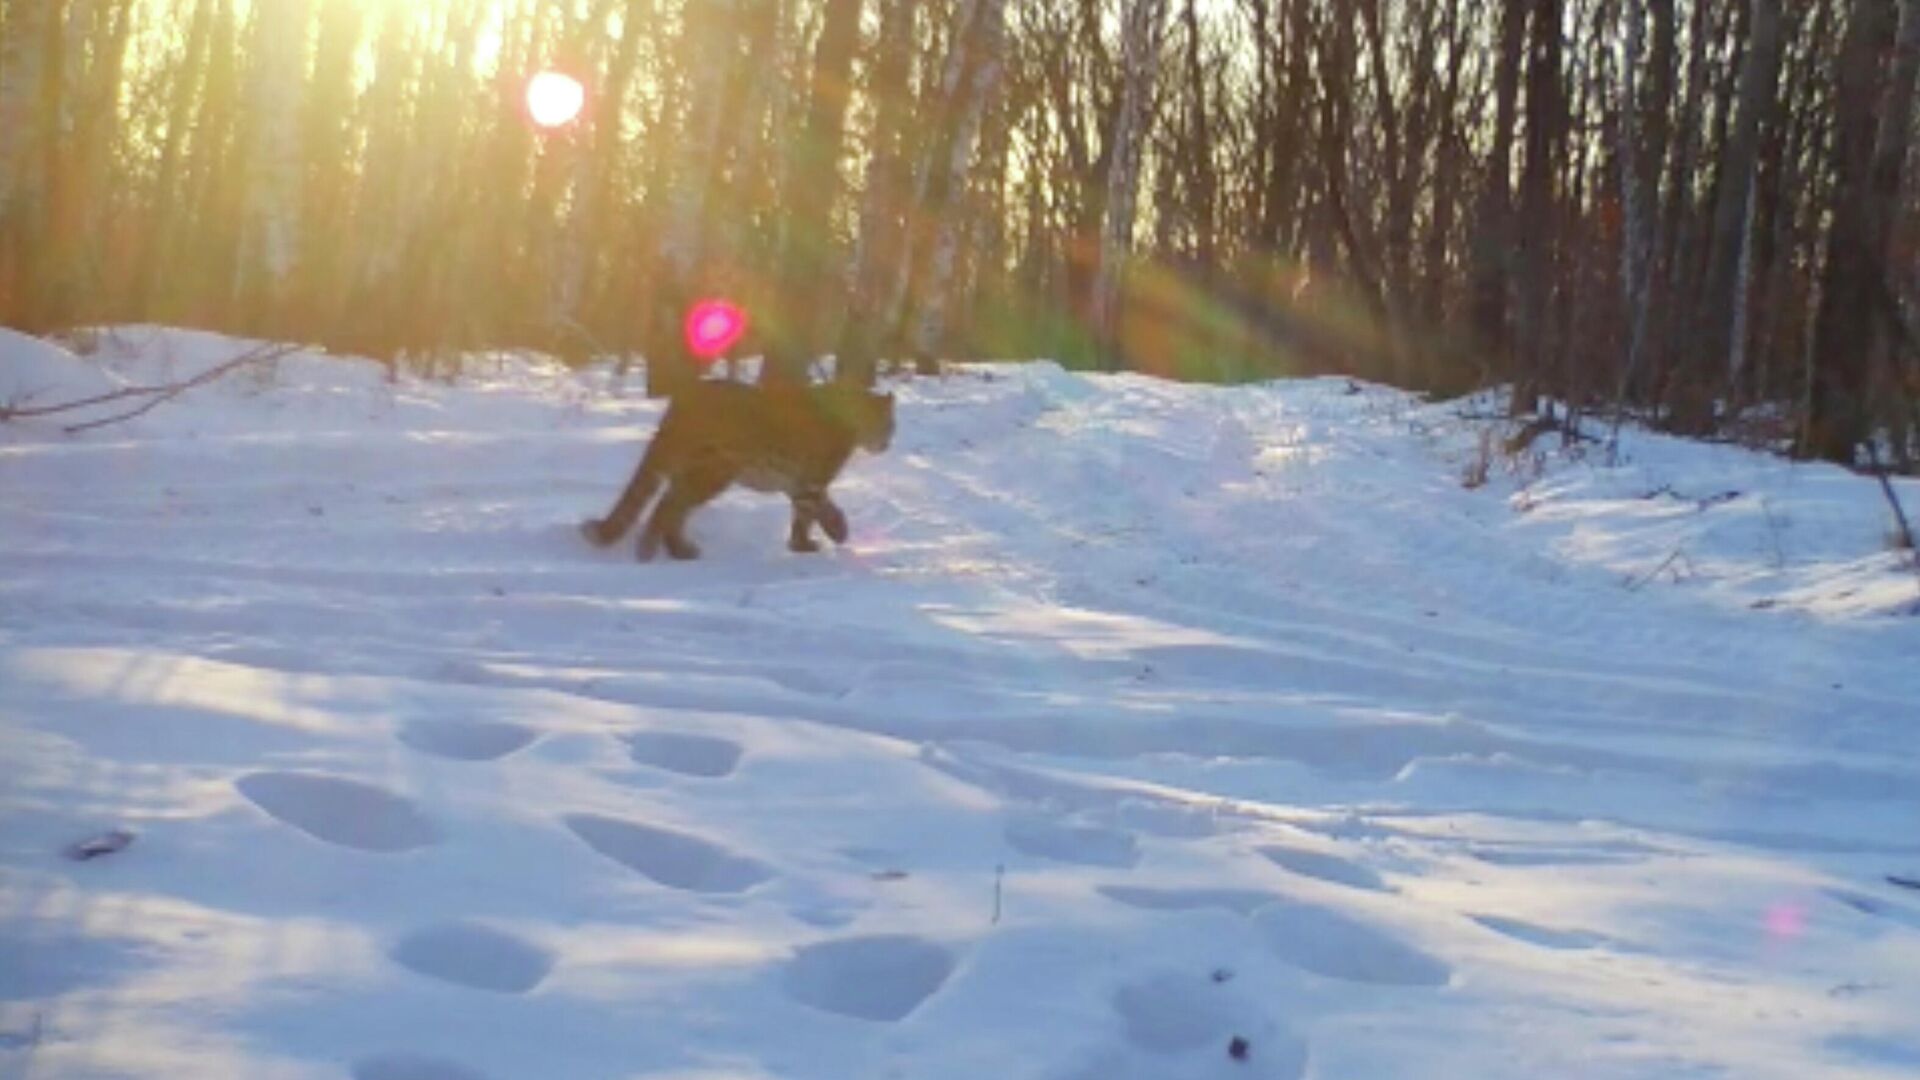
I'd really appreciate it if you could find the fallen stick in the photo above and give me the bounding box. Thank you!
[1,338,301,426]
[0,341,303,432]
[1863,444,1920,605]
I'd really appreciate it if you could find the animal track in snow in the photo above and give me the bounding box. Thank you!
[235,772,440,853]
[624,731,743,778]
[1112,799,1219,839]
[1253,899,1451,986]
[352,1054,491,1080]
[1825,889,1920,929]
[565,813,771,893]
[1112,971,1236,1053]
[390,921,554,993]
[1107,971,1308,1076]
[782,934,955,1022]
[1259,844,1388,892]
[0,935,150,1001]
[1004,816,1139,868]
[1098,884,1278,916]
[1470,914,1612,951]
[398,719,538,762]
[1468,845,1646,868]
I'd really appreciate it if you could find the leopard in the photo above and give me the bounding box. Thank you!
[581,378,894,561]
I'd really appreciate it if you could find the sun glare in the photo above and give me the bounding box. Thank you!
[525,71,585,129]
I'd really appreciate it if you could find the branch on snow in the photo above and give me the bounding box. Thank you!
[0,342,303,433]
[1864,444,1920,606]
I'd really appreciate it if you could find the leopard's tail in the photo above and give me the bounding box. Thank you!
[581,431,669,547]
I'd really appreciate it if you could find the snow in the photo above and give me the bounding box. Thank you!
[3,326,1918,1079]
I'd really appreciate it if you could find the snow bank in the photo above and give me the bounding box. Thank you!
[2,329,1916,1080]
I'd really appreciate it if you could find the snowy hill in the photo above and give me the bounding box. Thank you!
[3,327,1918,1080]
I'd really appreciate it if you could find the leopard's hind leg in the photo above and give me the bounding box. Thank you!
[640,464,731,561]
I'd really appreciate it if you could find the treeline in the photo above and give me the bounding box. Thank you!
[0,0,1916,464]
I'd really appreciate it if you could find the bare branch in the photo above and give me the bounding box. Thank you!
[0,341,303,430]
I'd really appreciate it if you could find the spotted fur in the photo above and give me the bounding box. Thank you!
[582,379,895,561]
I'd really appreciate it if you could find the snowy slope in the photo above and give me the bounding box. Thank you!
[3,326,1918,1080]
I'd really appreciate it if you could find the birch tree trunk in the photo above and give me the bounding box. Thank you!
[553,7,638,341]
[0,0,58,327]
[1471,0,1526,364]
[649,0,739,396]
[1179,0,1216,269]
[908,0,1008,369]
[658,0,737,281]
[1870,0,1920,274]
[0,0,51,223]
[1617,0,1652,407]
[1513,0,1563,414]
[1866,0,1920,451]
[761,0,862,383]
[1088,0,1167,370]
[885,0,980,357]
[295,0,362,333]
[235,0,309,329]
[1701,0,1783,401]
[1803,0,1896,462]
[838,0,918,385]
[132,0,214,318]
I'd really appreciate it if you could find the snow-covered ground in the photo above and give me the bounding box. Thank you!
[3,325,1918,1080]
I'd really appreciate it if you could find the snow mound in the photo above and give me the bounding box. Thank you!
[1,328,1916,1080]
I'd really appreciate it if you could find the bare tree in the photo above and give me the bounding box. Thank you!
[1699,0,1784,406]
[1088,0,1167,369]
[1805,0,1896,462]
[234,0,310,327]
[908,0,1010,370]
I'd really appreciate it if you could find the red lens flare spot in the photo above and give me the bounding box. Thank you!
[1765,901,1808,942]
[685,300,747,360]
[526,71,585,129]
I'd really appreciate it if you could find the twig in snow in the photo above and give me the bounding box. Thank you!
[1864,444,1920,605]
[64,828,134,861]
[1626,548,1694,592]
[2,341,286,421]
[1759,497,1790,570]
[59,343,302,433]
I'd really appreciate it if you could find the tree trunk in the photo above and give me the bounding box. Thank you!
[1424,0,1466,329]
[0,0,60,328]
[1657,0,1710,392]
[1870,0,1920,276]
[132,0,214,319]
[649,0,740,396]
[1513,0,1563,413]
[1699,0,1783,402]
[761,0,862,383]
[235,0,309,332]
[908,0,1009,368]
[1803,0,1897,462]
[1088,0,1167,369]
[1471,0,1526,365]
[839,0,918,385]
[1179,0,1216,270]
[1617,0,1652,407]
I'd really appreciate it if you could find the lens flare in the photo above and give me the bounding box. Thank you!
[526,71,585,129]
[1765,901,1808,942]
[685,300,747,360]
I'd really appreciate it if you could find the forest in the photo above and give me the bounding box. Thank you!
[1,0,1917,466]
